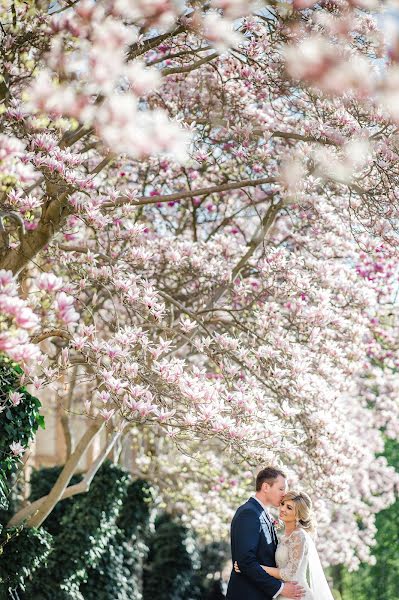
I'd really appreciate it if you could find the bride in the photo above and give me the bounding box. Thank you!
[234,491,334,600]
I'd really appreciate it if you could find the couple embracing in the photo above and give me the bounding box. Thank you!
[226,467,334,600]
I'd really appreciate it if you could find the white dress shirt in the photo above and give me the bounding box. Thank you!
[253,496,284,598]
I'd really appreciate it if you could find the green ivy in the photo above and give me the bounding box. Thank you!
[26,460,130,600]
[0,469,26,533]
[117,478,155,539]
[143,513,202,600]
[81,478,156,600]
[0,354,45,510]
[0,458,228,600]
[0,526,53,592]
[29,466,82,537]
[196,540,230,598]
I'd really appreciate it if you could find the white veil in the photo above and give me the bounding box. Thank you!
[305,532,335,600]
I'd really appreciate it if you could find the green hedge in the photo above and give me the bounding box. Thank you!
[26,461,130,599]
[0,526,53,594]
[29,465,82,537]
[81,479,156,600]
[1,459,229,600]
[143,513,203,600]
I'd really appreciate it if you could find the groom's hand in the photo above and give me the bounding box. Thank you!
[281,582,305,599]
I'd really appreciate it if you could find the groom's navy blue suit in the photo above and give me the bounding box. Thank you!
[226,497,282,600]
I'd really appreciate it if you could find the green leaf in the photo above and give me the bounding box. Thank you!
[37,415,46,430]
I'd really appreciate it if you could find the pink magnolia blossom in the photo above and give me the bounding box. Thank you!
[202,12,243,51]
[38,272,64,292]
[99,408,115,421]
[54,292,79,325]
[9,391,23,406]
[2,0,399,570]
[9,441,25,457]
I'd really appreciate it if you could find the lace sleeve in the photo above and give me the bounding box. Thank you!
[280,530,307,581]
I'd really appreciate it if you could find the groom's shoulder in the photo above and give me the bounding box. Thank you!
[234,497,259,516]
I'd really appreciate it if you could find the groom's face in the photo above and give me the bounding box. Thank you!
[265,475,287,507]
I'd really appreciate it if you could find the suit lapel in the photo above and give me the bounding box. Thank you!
[259,511,273,544]
[248,498,278,547]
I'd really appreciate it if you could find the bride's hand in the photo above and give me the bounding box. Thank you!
[234,561,241,573]
[234,561,268,574]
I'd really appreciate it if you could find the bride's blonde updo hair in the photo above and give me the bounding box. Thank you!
[283,490,316,534]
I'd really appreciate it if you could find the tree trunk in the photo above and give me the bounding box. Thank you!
[8,420,104,528]
[0,193,72,275]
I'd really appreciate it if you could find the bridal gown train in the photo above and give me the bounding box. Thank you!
[276,529,334,600]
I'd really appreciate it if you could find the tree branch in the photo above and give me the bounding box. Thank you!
[105,176,277,208]
[31,329,71,343]
[8,420,104,528]
[205,200,282,310]
[269,130,337,146]
[148,45,213,66]
[127,24,185,61]
[0,192,73,275]
[61,366,78,459]
[89,154,115,175]
[56,244,110,262]
[231,201,283,280]
[50,430,121,501]
[161,52,219,76]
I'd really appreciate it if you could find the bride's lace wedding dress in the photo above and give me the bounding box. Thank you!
[276,529,334,600]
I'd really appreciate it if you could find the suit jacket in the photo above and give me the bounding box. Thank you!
[226,497,281,600]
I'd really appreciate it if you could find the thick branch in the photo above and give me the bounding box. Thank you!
[105,176,277,208]
[56,244,110,261]
[231,201,283,280]
[205,200,282,310]
[44,430,121,503]
[161,52,219,76]
[61,366,78,459]
[59,126,95,149]
[89,154,115,175]
[8,427,122,530]
[0,193,72,275]
[31,329,70,343]
[8,420,104,528]
[1,140,115,273]
[269,130,337,146]
[127,25,185,61]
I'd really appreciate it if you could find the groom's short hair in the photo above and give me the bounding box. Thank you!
[256,466,286,490]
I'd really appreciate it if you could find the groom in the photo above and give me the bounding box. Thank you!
[226,466,304,600]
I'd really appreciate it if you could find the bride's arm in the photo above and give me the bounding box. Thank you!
[279,531,306,581]
[261,566,282,579]
[238,531,307,581]
[233,562,282,579]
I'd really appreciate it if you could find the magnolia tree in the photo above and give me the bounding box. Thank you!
[1,0,399,569]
